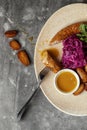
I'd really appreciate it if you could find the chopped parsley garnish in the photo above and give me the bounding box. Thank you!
[77,24,87,43]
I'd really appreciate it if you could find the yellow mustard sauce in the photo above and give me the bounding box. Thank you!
[56,72,77,92]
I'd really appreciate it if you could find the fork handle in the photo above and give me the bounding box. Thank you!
[17,86,40,121]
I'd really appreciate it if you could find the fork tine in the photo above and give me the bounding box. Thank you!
[40,67,49,75]
[38,67,50,85]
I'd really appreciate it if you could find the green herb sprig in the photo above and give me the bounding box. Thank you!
[77,24,87,43]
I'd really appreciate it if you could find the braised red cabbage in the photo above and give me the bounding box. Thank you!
[62,35,86,69]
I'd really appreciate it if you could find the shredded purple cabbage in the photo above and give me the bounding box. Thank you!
[62,35,87,69]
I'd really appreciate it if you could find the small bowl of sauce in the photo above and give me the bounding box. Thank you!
[54,69,80,95]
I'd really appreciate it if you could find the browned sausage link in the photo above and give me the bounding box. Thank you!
[73,83,84,96]
[50,22,86,45]
[84,83,87,91]
[84,65,87,72]
[76,68,87,83]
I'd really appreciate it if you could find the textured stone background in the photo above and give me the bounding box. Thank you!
[0,0,87,130]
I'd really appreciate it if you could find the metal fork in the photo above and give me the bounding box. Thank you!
[17,67,50,121]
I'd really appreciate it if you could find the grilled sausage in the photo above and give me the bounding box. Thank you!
[50,22,86,45]
[73,83,84,96]
[76,68,87,83]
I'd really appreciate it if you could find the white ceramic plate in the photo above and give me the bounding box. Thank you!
[34,3,87,116]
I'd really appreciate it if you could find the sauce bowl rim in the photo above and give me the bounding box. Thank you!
[54,69,80,95]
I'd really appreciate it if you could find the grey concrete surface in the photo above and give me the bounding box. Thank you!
[0,0,87,130]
